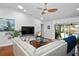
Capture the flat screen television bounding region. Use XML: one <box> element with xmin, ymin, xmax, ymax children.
<box><xmin>21</xmin><ymin>26</ymin><xmax>34</xmax><ymax>35</ymax></box>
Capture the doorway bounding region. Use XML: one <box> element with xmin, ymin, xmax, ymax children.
<box><xmin>55</xmin><ymin>23</ymin><xmax>79</xmax><ymax>39</ymax></box>
<box><xmin>41</xmin><ymin>24</ymin><xmax>44</xmax><ymax>36</ymax></box>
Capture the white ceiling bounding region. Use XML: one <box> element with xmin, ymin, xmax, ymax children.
<box><xmin>0</xmin><ymin>3</ymin><xmax>79</xmax><ymax>21</ymax></box>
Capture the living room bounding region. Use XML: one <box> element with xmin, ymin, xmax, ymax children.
<box><xmin>0</xmin><ymin>3</ymin><xmax>79</xmax><ymax>56</ymax></box>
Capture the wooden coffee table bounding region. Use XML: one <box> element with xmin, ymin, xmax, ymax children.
<box><xmin>30</xmin><ymin>38</ymin><xmax>52</xmax><ymax>48</ymax></box>
<box><xmin>30</xmin><ymin>40</ymin><xmax>41</xmax><ymax>48</ymax></box>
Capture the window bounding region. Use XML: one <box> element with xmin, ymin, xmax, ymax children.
<box><xmin>55</xmin><ymin>24</ymin><xmax>79</xmax><ymax>39</ymax></box>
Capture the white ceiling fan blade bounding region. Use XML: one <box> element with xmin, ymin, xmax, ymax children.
<box><xmin>37</xmin><ymin>7</ymin><xmax>43</xmax><ymax>10</ymax></box>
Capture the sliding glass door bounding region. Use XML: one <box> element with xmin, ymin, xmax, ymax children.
<box><xmin>55</xmin><ymin>24</ymin><xmax>79</xmax><ymax>39</ymax></box>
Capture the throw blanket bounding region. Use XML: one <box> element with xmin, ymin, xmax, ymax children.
<box><xmin>64</xmin><ymin>36</ymin><xmax>76</xmax><ymax>53</ymax></box>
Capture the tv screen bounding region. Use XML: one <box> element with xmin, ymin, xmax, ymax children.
<box><xmin>21</xmin><ymin>26</ymin><xmax>34</xmax><ymax>35</ymax></box>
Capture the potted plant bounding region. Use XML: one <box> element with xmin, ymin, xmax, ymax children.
<box><xmin>9</xmin><ymin>30</ymin><xmax>20</xmax><ymax>38</ymax></box>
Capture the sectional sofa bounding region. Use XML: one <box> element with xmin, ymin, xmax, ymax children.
<box><xmin>0</xmin><ymin>32</ymin><xmax>76</xmax><ymax>56</ymax></box>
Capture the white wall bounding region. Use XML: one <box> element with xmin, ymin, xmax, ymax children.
<box><xmin>43</xmin><ymin>21</ymin><xmax>55</xmax><ymax>40</ymax></box>
<box><xmin>43</xmin><ymin>17</ymin><xmax>79</xmax><ymax>40</ymax></box>
<box><xmin>0</xmin><ymin>7</ymin><xmax>42</xmax><ymax>34</ymax></box>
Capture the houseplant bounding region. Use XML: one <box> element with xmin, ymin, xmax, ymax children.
<box><xmin>9</xmin><ymin>30</ymin><xmax>20</xmax><ymax>38</ymax></box>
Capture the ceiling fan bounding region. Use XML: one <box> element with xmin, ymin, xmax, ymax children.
<box><xmin>37</xmin><ymin>3</ymin><xmax>58</xmax><ymax>15</ymax></box>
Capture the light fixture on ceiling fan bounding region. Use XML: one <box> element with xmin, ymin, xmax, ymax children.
<box><xmin>37</xmin><ymin>3</ymin><xmax>58</xmax><ymax>15</ymax></box>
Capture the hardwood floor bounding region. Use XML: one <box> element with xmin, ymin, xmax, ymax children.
<box><xmin>0</xmin><ymin>45</ymin><xmax>14</xmax><ymax>56</ymax></box>
<box><xmin>0</xmin><ymin>45</ymin><xmax>79</xmax><ymax>56</ymax></box>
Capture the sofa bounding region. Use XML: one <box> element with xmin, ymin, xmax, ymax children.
<box><xmin>12</xmin><ymin>37</ymin><xmax>68</xmax><ymax>56</ymax></box>
<box><xmin>0</xmin><ymin>32</ymin><xmax>76</xmax><ymax>56</ymax></box>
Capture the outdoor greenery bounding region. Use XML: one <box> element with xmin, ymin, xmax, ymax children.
<box><xmin>4</xmin><ymin>21</ymin><xmax>14</xmax><ymax>31</ymax></box>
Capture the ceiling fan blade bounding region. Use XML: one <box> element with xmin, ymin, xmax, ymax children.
<box><xmin>37</xmin><ymin>7</ymin><xmax>43</xmax><ymax>10</ymax></box>
<box><xmin>48</xmin><ymin>8</ymin><xmax>57</xmax><ymax>12</ymax></box>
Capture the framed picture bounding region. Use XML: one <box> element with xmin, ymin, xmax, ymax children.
<box><xmin>47</xmin><ymin>25</ymin><xmax>50</xmax><ymax>29</ymax></box>
<box><xmin>0</xmin><ymin>18</ymin><xmax>15</xmax><ymax>31</ymax></box>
